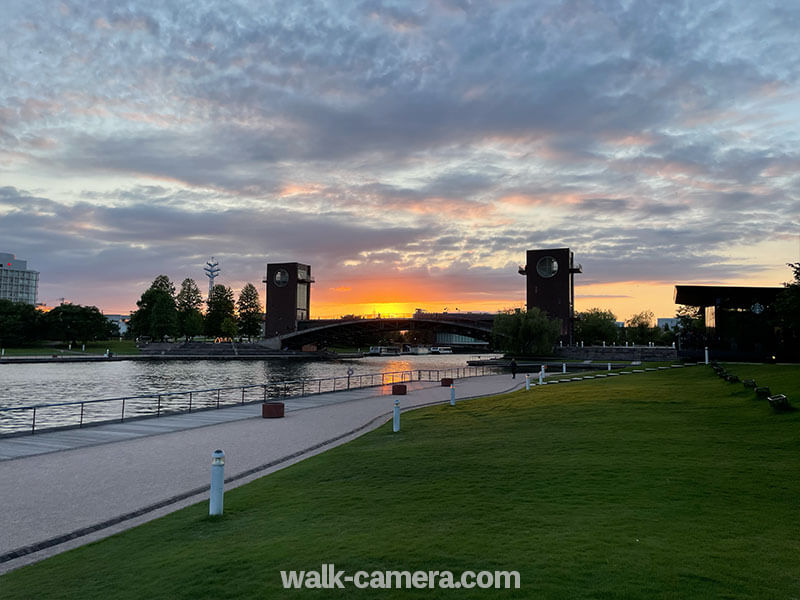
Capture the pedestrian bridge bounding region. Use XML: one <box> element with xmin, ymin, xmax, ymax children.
<box><xmin>264</xmin><ymin>313</ymin><xmax>496</xmax><ymax>349</ymax></box>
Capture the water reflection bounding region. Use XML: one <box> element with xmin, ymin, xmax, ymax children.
<box><xmin>0</xmin><ymin>354</ymin><xmax>500</xmax><ymax>409</ymax></box>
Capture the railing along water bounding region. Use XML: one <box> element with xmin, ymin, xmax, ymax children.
<box><xmin>0</xmin><ymin>366</ymin><xmax>500</xmax><ymax>436</ymax></box>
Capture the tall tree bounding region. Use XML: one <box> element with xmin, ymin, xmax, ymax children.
<box><xmin>205</xmin><ymin>284</ymin><xmax>235</xmax><ymax>338</ymax></box>
<box><xmin>574</xmin><ymin>308</ymin><xmax>618</xmax><ymax>345</ymax></box>
<box><xmin>176</xmin><ymin>278</ymin><xmax>204</xmax><ymax>341</ymax></box>
<box><xmin>492</xmin><ymin>308</ymin><xmax>561</xmax><ymax>355</ymax></box>
<box><xmin>236</xmin><ymin>283</ymin><xmax>263</xmax><ymax>341</ymax></box>
<box><xmin>129</xmin><ymin>275</ymin><xmax>178</xmax><ymax>341</ymax></box>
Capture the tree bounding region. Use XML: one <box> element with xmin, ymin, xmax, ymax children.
<box><xmin>221</xmin><ymin>316</ymin><xmax>238</xmax><ymax>339</ymax></box>
<box><xmin>236</xmin><ymin>283</ymin><xmax>263</xmax><ymax>341</ymax></box>
<box><xmin>176</xmin><ymin>278</ymin><xmax>204</xmax><ymax>341</ymax></box>
<box><xmin>774</xmin><ymin>262</ymin><xmax>800</xmax><ymax>359</ymax></box>
<box><xmin>129</xmin><ymin>275</ymin><xmax>178</xmax><ymax>341</ymax></box>
<box><xmin>625</xmin><ymin>310</ymin><xmax>657</xmax><ymax>345</ymax></box>
<box><xmin>205</xmin><ymin>284</ymin><xmax>235</xmax><ymax>338</ymax></box>
<box><xmin>45</xmin><ymin>303</ymin><xmax>109</xmax><ymax>345</ymax></box>
<box><xmin>574</xmin><ymin>308</ymin><xmax>618</xmax><ymax>345</ymax></box>
<box><xmin>0</xmin><ymin>299</ymin><xmax>43</xmax><ymax>346</ymax></box>
<box><xmin>492</xmin><ymin>308</ymin><xmax>561</xmax><ymax>355</ymax></box>
<box><xmin>674</xmin><ymin>305</ymin><xmax>705</xmax><ymax>350</ymax></box>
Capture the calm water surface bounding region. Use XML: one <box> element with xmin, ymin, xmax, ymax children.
<box><xmin>0</xmin><ymin>353</ymin><xmax>502</xmax><ymax>409</ymax></box>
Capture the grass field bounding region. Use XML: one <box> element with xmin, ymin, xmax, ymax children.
<box><xmin>2</xmin><ymin>366</ymin><xmax>798</xmax><ymax>598</ymax></box>
<box><xmin>1</xmin><ymin>339</ymin><xmax>140</xmax><ymax>356</ymax></box>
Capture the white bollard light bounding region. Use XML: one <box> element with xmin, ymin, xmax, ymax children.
<box><xmin>608</xmin><ymin>362</ymin><xmax>611</xmax><ymax>371</ymax></box>
<box><xmin>704</xmin><ymin>347</ymin><xmax>709</xmax><ymax>365</ymax></box>
<box><xmin>450</xmin><ymin>384</ymin><xmax>456</xmax><ymax>405</ymax></box>
<box><xmin>525</xmin><ymin>374</ymin><xmax>530</xmax><ymax>391</ymax></box>
<box><xmin>209</xmin><ymin>449</ymin><xmax>225</xmax><ymax>516</ymax></box>
<box><xmin>393</xmin><ymin>398</ymin><xmax>400</xmax><ymax>432</ymax></box>
<box><xmin>562</xmin><ymin>363</ymin><xmax>566</xmax><ymax>374</ymax></box>
<box><xmin>538</xmin><ymin>366</ymin><xmax>544</xmax><ymax>385</ymax></box>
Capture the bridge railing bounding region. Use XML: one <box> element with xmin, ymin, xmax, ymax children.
<box><xmin>0</xmin><ymin>366</ymin><xmax>503</xmax><ymax>437</ymax></box>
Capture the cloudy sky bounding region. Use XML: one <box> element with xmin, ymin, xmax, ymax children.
<box><xmin>2</xmin><ymin>0</ymin><xmax>798</xmax><ymax>320</ymax></box>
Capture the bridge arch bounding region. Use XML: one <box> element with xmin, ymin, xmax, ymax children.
<box><xmin>267</xmin><ymin>316</ymin><xmax>496</xmax><ymax>350</ymax></box>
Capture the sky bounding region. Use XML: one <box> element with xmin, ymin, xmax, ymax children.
<box><xmin>1</xmin><ymin>0</ymin><xmax>798</xmax><ymax>322</ymax></box>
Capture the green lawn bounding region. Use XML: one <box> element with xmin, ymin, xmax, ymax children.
<box><xmin>0</xmin><ymin>339</ymin><xmax>139</xmax><ymax>356</ymax></box>
<box><xmin>2</xmin><ymin>366</ymin><xmax>798</xmax><ymax>599</ymax></box>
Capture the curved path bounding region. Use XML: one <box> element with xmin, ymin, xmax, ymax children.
<box><xmin>0</xmin><ymin>374</ymin><xmax>524</xmax><ymax>574</ymax></box>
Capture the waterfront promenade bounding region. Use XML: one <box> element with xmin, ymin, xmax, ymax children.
<box><xmin>0</xmin><ymin>374</ymin><xmax>523</xmax><ymax>574</ymax></box>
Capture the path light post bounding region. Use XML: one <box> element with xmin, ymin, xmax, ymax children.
<box><xmin>538</xmin><ymin>366</ymin><xmax>544</xmax><ymax>385</ymax></box>
<box><xmin>450</xmin><ymin>384</ymin><xmax>456</xmax><ymax>405</ymax></box>
<box><xmin>209</xmin><ymin>449</ymin><xmax>225</xmax><ymax>516</ymax></box>
<box><xmin>525</xmin><ymin>374</ymin><xmax>530</xmax><ymax>391</ymax></box>
<box><xmin>608</xmin><ymin>362</ymin><xmax>611</xmax><ymax>371</ymax></box>
<box><xmin>562</xmin><ymin>363</ymin><xmax>566</xmax><ymax>374</ymax></box>
<box><xmin>392</xmin><ymin>398</ymin><xmax>400</xmax><ymax>432</ymax></box>
<box><xmin>705</xmin><ymin>347</ymin><xmax>709</xmax><ymax>365</ymax></box>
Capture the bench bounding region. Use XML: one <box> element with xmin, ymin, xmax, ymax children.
<box><xmin>767</xmin><ymin>394</ymin><xmax>791</xmax><ymax>412</ymax></box>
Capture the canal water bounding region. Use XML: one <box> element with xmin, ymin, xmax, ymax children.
<box><xmin>0</xmin><ymin>353</ymin><xmax>503</xmax><ymax>433</ymax></box>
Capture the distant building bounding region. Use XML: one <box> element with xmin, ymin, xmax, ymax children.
<box><xmin>657</xmin><ymin>318</ymin><xmax>679</xmax><ymax>331</ymax></box>
<box><xmin>0</xmin><ymin>252</ymin><xmax>39</xmax><ymax>304</ymax></box>
<box><xmin>104</xmin><ymin>314</ymin><xmax>131</xmax><ymax>336</ymax></box>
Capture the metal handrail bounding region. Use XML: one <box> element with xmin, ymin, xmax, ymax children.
<box><xmin>0</xmin><ymin>366</ymin><xmax>501</xmax><ymax>436</ymax></box>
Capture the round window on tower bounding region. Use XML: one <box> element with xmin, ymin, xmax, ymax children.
<box><xmin>535</xmin><ymin>256</ymin><xmax>559</xmax><ymax>278</ymax></box>
<box><xmin>274</xmin><ymin>269</ymin><xmax>289</xmax><ymax>287</ymax></box>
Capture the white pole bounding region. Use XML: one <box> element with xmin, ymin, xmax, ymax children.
<box><xmin>393</xmin><ymin>398</ymin><xmax>400</xmax><ymax>432</ymax></box>
<box><xmin>525</xmin><ymin>374</ymin><xmax>530</xmax><ymax>391</ymax></box>
<box><xmin>608</xmin><ymin>362</ymin><xmax>611</xmax><ymax>371</ymax></box>
<box><xmin>704</xmin><ymin>347</ymin><xmax>709</xmax><ymax>365</ymax></box>
<box><xmin>209</xmin><ymin>449</ymin><xmax>225</xmax><ymax>515</ymax></box>
<box><xmin>562</xmin><ymin>363</ymin><xmax>566</xmax><ymax>374</ymax></box>
<box><xmin>538</xmin><ymin>366</ymin><xmax>544</xmax><ymax>385</ymax></box>
<box><xmin>450</xmin><ymin>384</ymin><xmax>456</xmax><ymax>405</ymax></box>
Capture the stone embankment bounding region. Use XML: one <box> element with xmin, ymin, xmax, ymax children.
<box><xmin>553</xmin><ymin>345</ymin><xmax>677</xmax><ymax>362</ymax></box>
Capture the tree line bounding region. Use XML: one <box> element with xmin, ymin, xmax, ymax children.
<box><xmin>0</xmin><ymin>300</ymin><xmax>118</xmax><ymax>347</ymax></box>
<box><xmin>129</xmin><ymin>275</ymin><xmax>263</xmax><ymax>342</ymax></box>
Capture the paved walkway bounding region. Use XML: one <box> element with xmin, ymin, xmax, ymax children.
<box><xmin>0</xmin><ymin>374</ymin><xmax>525</xmax><ymax>574</ymax></box>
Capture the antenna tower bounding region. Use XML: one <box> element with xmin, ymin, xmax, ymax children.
<box><xmin>204</xmin><ymin>257</ymin><xmax>220</xmax><ymax>297</ymax></box>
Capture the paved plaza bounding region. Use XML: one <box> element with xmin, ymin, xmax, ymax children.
<box><xmin>0</xmin><ymin>374</ymin><xmax>524</xmax><ymax>574</ymax></box>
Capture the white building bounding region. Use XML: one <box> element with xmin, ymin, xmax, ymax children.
<box><xmin>104</xmin><ymin>314</ymin><xmax>131</xmax><ymax>336</ymax></box>
<box><xmin>0</xmin><ymin>252</ymin><xmax>39</xmax><ymax>304</ymax></box>
<box><xmin>657</xmin><ymin>318</ymin><xmax>679</xmax><ymax>331</ymax></box>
